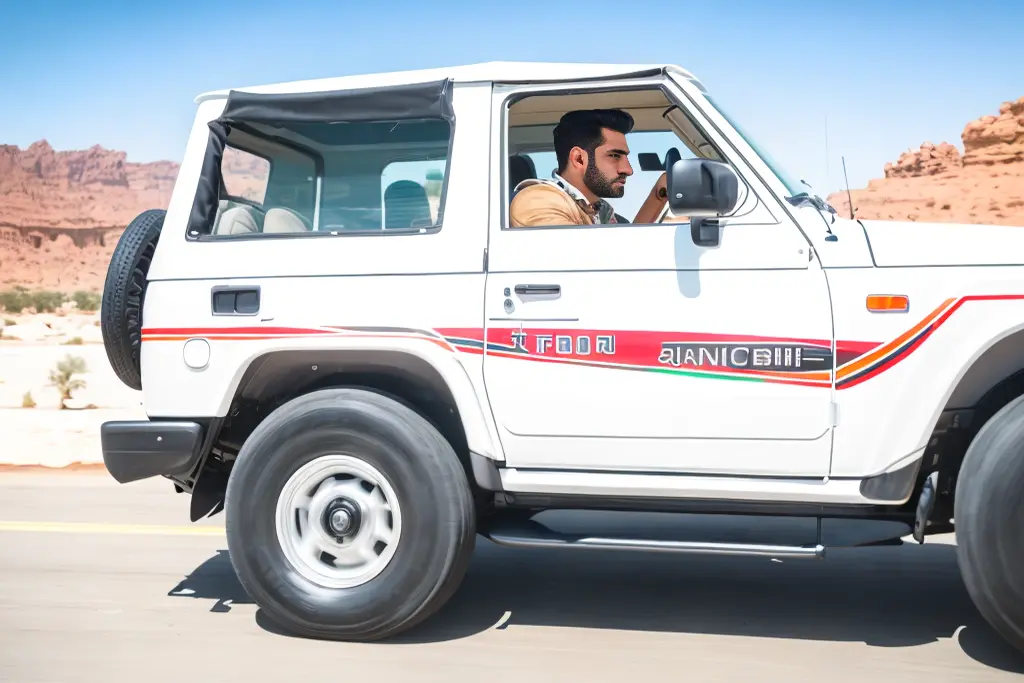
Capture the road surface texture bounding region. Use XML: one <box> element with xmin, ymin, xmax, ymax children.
<box><xmin>1</xmin><ymin>470</ymin><xmax>1023</xmax><ymax>682</ymax></box>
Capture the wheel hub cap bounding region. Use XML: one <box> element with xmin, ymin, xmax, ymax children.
<box><xmin>324</xmin><ymin>499</ymin><xmax>361</xmax><ymax>539</ymax></box>
<box><xmin>275</xmin><ymin>455</ymin><xmax>403</xmax><ymax>589</ymax></box>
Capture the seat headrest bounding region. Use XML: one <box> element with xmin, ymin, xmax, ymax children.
<box><xmin>383</xmin><ymin>180</ymin><xmax>432</xmax><ymax>229</ymax></box>
<box><xmin>508</xmin><ymin>154</ymin><xmax>537</xmax><ymax>196</ymax></box>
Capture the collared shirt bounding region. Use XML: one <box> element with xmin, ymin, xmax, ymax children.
<box><xmin>550</xmin><ymin>171</ymin><xmax>620</xmax><ymax>224</ymax></box>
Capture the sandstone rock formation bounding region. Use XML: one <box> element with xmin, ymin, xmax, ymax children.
<box><xmin>0</xmin><ymin>140</ymin><xmax>179</xmax><ymax>229</ymax></box>
<box><xmin>0</xmin><ymin>141</ymin><xmax>267</xmax><ymax>294</ymax></box>
<box><xmin>828</xmin><ymin>96</ymin><xmax>1024</xmax><ymax>226</ymax></box>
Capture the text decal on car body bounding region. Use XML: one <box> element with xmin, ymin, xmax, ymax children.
<box><xmin>657</xmin><ymin>341</ymin><xmax>833</xmax><ymax>373</ymax></box>
<box><xmin>511</xmin><ymin>331</ymin><xmax>617</xmax><ymax>356</ymax></box>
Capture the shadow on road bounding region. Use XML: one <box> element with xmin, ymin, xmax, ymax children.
<box><xmin>166</xmin><ymin>513</ymin><xmax>1024</xmax><ymax>673</ymax></box>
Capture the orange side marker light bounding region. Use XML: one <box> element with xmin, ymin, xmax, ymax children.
<box><xmin>866</xmin><ymin>295</ymin><xmax>909</xmax><ymax>313</ymax></box>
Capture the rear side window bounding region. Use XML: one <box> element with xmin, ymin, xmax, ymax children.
<box><xmin>187</xmin><ymin>81</ymin><xmax>456</xmax><ymax>240</ymax></box>
<box><xmin>201</xmin><ymin>120</ymin><xmax>452</xmax><ymax>237</ymax></box>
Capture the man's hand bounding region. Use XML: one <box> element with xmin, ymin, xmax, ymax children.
<box><xmin>652</xmin><ymin>171</ymin><xmax>668</xmax><ymax>200</ymax></box>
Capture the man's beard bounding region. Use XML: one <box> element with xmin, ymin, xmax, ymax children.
<box><xmin>583</xmin><ymin>154</ymin><xmax>626</xmax><ymax>198</ymax></box>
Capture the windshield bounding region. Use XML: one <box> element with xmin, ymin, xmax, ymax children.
<box><xmin>702</xmin><ymin>95</ymin><xmax>807</xmax><ymax>198</ymax></box>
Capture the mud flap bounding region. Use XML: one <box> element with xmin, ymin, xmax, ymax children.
<box><xmin>912</xmin><ymin>471</ymin><xmax>939</xmax><ymax>544</ymax></box>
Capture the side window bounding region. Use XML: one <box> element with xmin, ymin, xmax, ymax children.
<box><xmin>201</xmin><ymin>117</ymin><xmax>452</xmax><ymax>237</ymax></box>
<box><xmin>221</xmin><ymin>146</ymin><xmax>270</xmax><ymax>203</ymax></box>
<box><xmin>504</xmin><ymin>87</ymin><xmax>736</xmax><ymax>229</ymax></box>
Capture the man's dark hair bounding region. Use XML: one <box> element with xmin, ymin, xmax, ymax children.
<box><xmin>552</xmin><ymin>109</ymin><xmax>635</xmax><ymax>173</ymax></box>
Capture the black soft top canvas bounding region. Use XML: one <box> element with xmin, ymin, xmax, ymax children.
<box><xmin>215</xmin><ymin>78</ymin><xmax>455</xmax><ymax>126</ymax></box>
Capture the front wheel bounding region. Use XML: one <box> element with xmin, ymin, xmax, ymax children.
<box><xmin>955</xmin><ymin>393</ymin><xmax>1024</xmax><ymax>654</ymax></box>
<box><xmin>224</xmin><ymin>387</ymin><xmax>476</xmax><ymax>641</ymax></box>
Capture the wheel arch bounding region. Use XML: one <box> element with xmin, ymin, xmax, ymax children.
<box><xmin>218</xmin><ymin>347</ymin><xmax>503</xmax><ymax>464</ymax></box>
<box><xmin>924</xmin><ymin>324</ymin><xmax>1024</xmax><ymax>440</ymax></box>
<box><xmin>913</xmin><ymin>324</ymin><xmax>1024</xmax><ymax>500</ymax></box>
<box><xmin>942</xmin><ymin>325</ymin><xmax>1024</xmax><ymax>413</ymax></box>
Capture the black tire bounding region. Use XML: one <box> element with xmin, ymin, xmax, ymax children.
<box><xmin>955</xmin><ymin>392</ymin><xmax>1024</xmax><ymax>654</ymax></box>
<box><xmin>224</xmin><ymin>387</ymin><xmax>477</xmax><ymax>641</ymax></box>
<box><xmin>100</xmin><ymin>209</ymin><xmax>165</xmax><ymax>391</ymax></box>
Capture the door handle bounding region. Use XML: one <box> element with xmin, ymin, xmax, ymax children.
<box><xmin>514</xmin><ymin>284</ymin><xmax>560</xmax><ymax>296</ymax></box>
<box><xmin>212</xmin><ymin>285</ymin><xmax>261</xmax><ymax>315</ymax></box>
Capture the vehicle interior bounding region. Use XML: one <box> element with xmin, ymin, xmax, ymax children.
<box><xmin>503</xmin><ymin>86</ymin><xmax>734</xmax><ymax>224</ymax></box>
<box><xmin>208</xmin><ymin>117</ymin><xmax>452</xmax><ymax>237</ymax></box>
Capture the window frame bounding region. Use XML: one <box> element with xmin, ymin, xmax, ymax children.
<box><xmin>494</xmin><ymin>77</ymin><xmax>771</xmax><ymax>233</ymax></box>
<box><xmin>185</xmin><ymin>79</ymin><xmax>457</xmax><ymax>242</ymax></box>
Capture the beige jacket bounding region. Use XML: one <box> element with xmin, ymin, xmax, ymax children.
<box><xmin>509</xmin><ymin>180</ymin><xmax>600</xmax><ymax>228</ymax></box>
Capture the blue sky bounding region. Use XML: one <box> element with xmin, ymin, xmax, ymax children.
<box><xmin>1</xmin><ymin>0</ymin><xmax>1020</xmax><ymax>197</ymax></box>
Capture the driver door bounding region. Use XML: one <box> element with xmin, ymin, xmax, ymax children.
<box><xmin>481</xmin><ymin>79</ymin><xmax>837</xmax><ymax>479</ymax></box>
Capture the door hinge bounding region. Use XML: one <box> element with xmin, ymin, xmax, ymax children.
<box><xmin>482</xmin><ymin>247</ymin><xmax>488</xmax><ymax>271</ymax></box>
<box><xmin>829</xmin><ymin>400</ymin><xmax>839</xmax><ymax>427</ymax></box>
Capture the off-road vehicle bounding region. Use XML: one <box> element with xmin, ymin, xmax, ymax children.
<box><xmin>99</xmin><ymin>61</ymin><xmax>1024</xmax><ymax>650</ymax></box>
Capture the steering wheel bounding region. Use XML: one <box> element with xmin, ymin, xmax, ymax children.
<box><xmin>654</xmin><ymin>147</ymin><xmax>682</xmax><ymax>223</ymax></box>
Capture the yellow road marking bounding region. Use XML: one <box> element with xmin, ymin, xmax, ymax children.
<box><xmin>0</xmin><ymin>521</ymin><xmax>226</xmax><ymax>536</ymax></box>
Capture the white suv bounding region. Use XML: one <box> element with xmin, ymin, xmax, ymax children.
<box><xmin>98</xmin><ymin>61</ymin><xmax>1024</xmax><ymax>649</ymax></box>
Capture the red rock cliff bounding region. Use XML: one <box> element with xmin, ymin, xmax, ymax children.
<box><xmin>0</xmin><ymin>141</ymin><xmax>266</xmax><ymax>292</ymax></box>
<box><xmin>0</xmin><ymin>140</ymin><xmax>179</xmax><ymax>229</ymax></box>
<box><xmin>828</xmin><ymin>96</ymin><xmax>1024</xmax><ymax>225</ymax></box>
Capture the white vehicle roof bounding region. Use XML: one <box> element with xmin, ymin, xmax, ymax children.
<box><xmin>194</xmin><ymin>61</ymin><xmax>703</xmax><ymax>103</ymax></box>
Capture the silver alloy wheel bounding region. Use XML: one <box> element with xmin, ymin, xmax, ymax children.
<box><xmin>275</xmin><ymin>454</ymin><xmax>403</xmax><ymax>588</ymax></box>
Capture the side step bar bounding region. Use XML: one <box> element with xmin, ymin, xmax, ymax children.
<box><xmin>481</xmin><ymin>519</ymin><xmax>826</xmax><ymax>560</ymax></box>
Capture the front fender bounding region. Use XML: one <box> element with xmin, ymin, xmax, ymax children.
<box><xmin>832</xmin><ymin>294</ymin><xmax>1024</xmax><ymax>477</ymax></box>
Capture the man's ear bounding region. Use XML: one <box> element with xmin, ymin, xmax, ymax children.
<box><xmin>569</xmin><ymin>146</ymin><xmax>588</xmax><ymax>171</ymax></box>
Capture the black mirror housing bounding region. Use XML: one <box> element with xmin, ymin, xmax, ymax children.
<box><xmin>666</xmin><ymin>158</ymin><xmax>739</xmax><ymax>216</ymax></box>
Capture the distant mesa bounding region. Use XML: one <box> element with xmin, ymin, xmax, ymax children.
<box><xmin>827</xmin><ymin>96</ymin><xmax>1024</xmax><ymax>226</ymax></box>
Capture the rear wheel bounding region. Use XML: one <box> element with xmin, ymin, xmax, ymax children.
<box><xmin>224</xmin><ymin>387</ymin><xmax>476</xmax><ymax>641</ymax></box>
<box><xmin>955</xmin><ymin>393</ymin><xmax>1024</xmax><ymax>654</ymax></box>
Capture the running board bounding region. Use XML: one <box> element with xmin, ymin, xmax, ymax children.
<box><xmin>481</xmin><ymin>519</ymin><xmax>826</xmax><ymax>560</ymax></box>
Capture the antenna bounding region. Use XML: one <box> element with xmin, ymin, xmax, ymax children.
<box><xmin>842</xmin><ymin>155</ymin><xmax>855</xmax><ymax>220</ymax></box>
<box><xmin>824</xmin><ymin>114</ymin><xmax>830</xmax><ymax>192</ymax></box>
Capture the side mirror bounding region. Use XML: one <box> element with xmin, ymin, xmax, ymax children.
<box><xmin>666</xmin><ymin>158</ymin><xmax>740</xmax><ymax>217</ymax></box>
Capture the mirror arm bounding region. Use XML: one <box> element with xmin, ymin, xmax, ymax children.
<box><xmin>690</xmin><ymin>217</ymin><xmax>721</xmax><ymax>248</ymax></box>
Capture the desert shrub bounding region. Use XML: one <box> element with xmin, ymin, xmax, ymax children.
<box><xmin>0</xmin><ymin>287</ymin><xmax>68</xmax><ymax>313</ymax></box>
<box><xmin>22</xmin><ymin>391</ymin><xmax>36</xmax><ymax>408</ymax></box>
<box><xmin>71</xmin><ymin>290</ymin><xmax>101</xmax><ymax>312</ymax></box>
<box><xmin>0</xmin><ymin>286</ymin><xmax>32</xmax><ymax>313</ymax></box>
<box><xmin>48</xmin><ymin>354</ymin><xmax>88</xmax><ymax>409</ymax></box>
<box><xmin>29</xmin><ymin>290</ymin><xmax>66</xmax><ymax>313</ymax></box>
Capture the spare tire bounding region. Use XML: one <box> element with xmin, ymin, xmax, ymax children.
<box><xmin>100</xmin><ymin>209</ymin><xmax>166</xmax><ymax>391</ymax></box>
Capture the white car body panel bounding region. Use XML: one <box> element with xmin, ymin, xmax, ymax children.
<box><xmin>860</xmin><ymin>219</ymin><xmax>1024</xmax><ymax>267</ymax></box>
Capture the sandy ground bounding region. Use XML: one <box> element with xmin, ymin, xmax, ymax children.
<box><xmin>0</xmin><ymin>312</ymin><xmax>142</xmax><ymax>467</ymax></box>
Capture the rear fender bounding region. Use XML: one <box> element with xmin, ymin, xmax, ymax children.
<box><xmin>140</xmin><ymin>331</ymin><xmax>504</xmax><ymax>461</ymax></box>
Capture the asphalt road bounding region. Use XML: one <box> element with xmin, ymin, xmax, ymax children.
<box><xmin>1</xmin><ymin>470</ymin><xmax>1023</xmax><ymax>682</ymax></box>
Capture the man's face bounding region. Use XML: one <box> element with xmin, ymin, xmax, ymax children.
<box><xmin>583</xmin><ymin>128</ymin><xmax>633</xmax><ymax>198</ymax></box>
